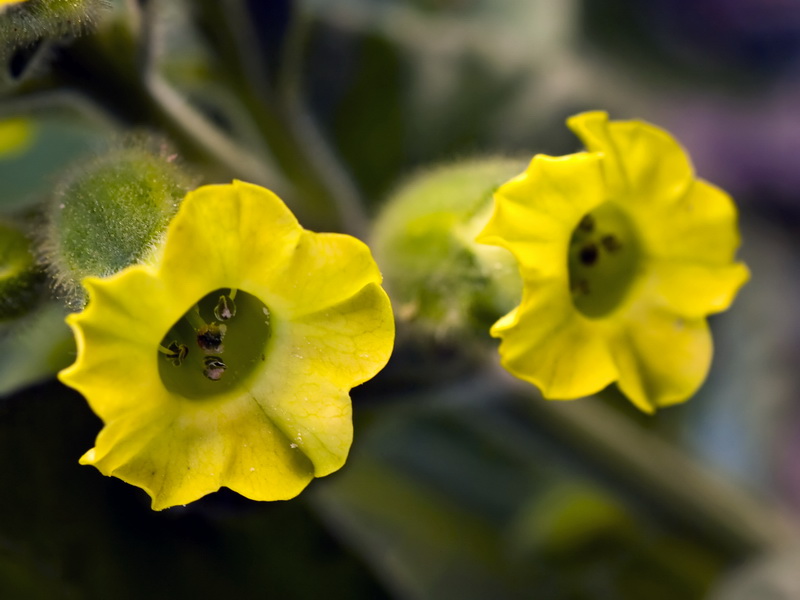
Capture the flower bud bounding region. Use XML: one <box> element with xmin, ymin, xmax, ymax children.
<box><xmin>0</xmin><ymin>219</ymin><xmax>45</xmax><ymax>322</ymax></box>
<box><xmin>372</xmin><ymin>159</ymin><xmax>524</xmax><ymax>339</ymax></box>
<box><xmin>0</xmin><ymin>0</ymin><xmax>110</xmax><ymax>54</ymax></box>
<box><xmin>42</xmin><ymin>141</ymin><xmax>194</xmax><ymax>306</ymax></box>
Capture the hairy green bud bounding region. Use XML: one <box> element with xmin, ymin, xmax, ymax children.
<box><xmin>0</xmin><ymin>219</ymin><xmax>45</xmax><ymax>322</ymax></box>
<box><xmin>42</xmin><ymin>142</ymin><xmax>194</xmax><ymax>307</ymax></box>
<box><xmin>0</xmin><ymin>0</ymin><xmax>110</xmax><ymax>54</ymax></box>
<box><xmin>372</xmin><ymin>158</ymin><xmax>524</xmax><ymax>339</ymax></box>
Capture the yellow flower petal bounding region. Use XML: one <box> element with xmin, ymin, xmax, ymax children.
<box><xmin>613</xmin><ymin>304</ymin><xmax>712</xmax><ymax>413</ymax></box>
<box><xmin>477</xmin><ymin>153</ymin><xmax>607</xmax><ymax>278</ymax></box>
<box><xmin>567</xmin><ymin>111</ymin><xmax>693</xmax><ymax>206</ymax></box>
<box><xmin>60</xmin><ymin>181</ymin><xmax>395</xmax><ymax>509</ymax></box>
<box><xmin>60</xmin><ymin>268</ymin><xmax>176</xmax><ymax>421</ymax></box>
<box><xmin>637</xmin><ymin>179</ymin><xmax>742</xmax><ymax>263</ymax></box>
<box><xmin>247</xmin><ymin>282</ymin><xmax>393</xmax><ymax>477</ymax></box>
<box><xmin>479</xmin><ymin>112</ymin><xmax>748</xmax><ymax>412</ymax></box>
<box><xmin>647</xmin><ymin>260</ymin><xmax>750</xmax><ymax>318</ymax></box>
<box><xmin>82</xmin><ymin>399</ymin><xmax>316</xmax><ymax>510</ymax></box>
<box><xmin>157</xmin><ymin>180</ymin><xmax>303</xmax><ymax>303</ymax></box>
<box><xmin>493</xmin><ymin>280</ymin><xmax>618</xmax><ymax>399</ymax></box>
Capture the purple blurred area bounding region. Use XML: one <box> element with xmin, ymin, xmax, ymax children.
<box><xmin>645</xmin><ymin>0</ymin><xmax>800</xmax><ymax>74</ymax></box>
<box><xmin>664</xmin><ymin>86</ymin><xmax>800</xmax><ymax>214</ymax></box>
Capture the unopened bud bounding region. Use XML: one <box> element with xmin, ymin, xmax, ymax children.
<box><xmin>371</xmin><ymin>159</ymin><xmax>524</xmax><ymax>340</ymax></box>
<box><xmin>42</xmin><ymin>140</ymin><xmax>194</xmax><ymax>306</ymax></box>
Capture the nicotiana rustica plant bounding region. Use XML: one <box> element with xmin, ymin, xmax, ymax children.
<box><xmin>0</xmin><ymin>3</ymin><xmax>787</xmax><ymax>596</ymax></box>
<box><xmin>477</xmin><ymin>111</ymin><xmax>749</xmax><ymax>413</ymax></box>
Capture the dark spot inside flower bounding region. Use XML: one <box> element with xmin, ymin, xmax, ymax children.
<box><xmin>165</xmin><ymin>341</ymin><xmax>189</xmax><ymax>366</ymax></box>
<box><xmin>579</xmin><ymin>243</ymin><xmax>599</xmax><ymax>266</ymax></box>
<box><xmin>579</xmin><ymin>214</ymin><xmax>595</xmax><ymax>232</ymax></box>
<box><xmin>601</xmin><ymin>234</ymin><xmax>622</xmax><ymax>253</ymax></box>
<box><xmin>571</xmin><ymin>279</ymin><xmax>590</xmax><ymax>296</ymax></box>
<box><xmin>197</xmin><ymin>323</ymin><xmax>226</xmax><ymax>354</ymax></box>
<box><xmin>203</xmin><ymin>356</ymin><xmax>226</xmax><ymax>381</ymax></box>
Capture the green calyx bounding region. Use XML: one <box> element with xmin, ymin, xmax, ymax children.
<box><xmin>43</xmin><ymin>143</ymin><xmax>193</xmax><ymax>306</ymax></box>
<box><xmin>0</xmin><ymin>220</ymin><xmax>45</xmax><ymax>322</ymax></box>
<box><xmin>158</xmin><ymin>289</ymin><xmax>272</xmax><ymax>400</ymax></box>
<box><xmin>568</xmin><ymin>202</ymin><xmax>641</xmax><ymax>318</ymax></box>
<box><xmin>372</xmin><ymin>159</ymin><xmax>524</xmax><ymax>339</ymax></box>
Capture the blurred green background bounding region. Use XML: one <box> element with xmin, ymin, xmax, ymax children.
<box><xmin>2</xmin><ymin>0</ymin><xmax>800</xmax><ymax>598</ymax></box>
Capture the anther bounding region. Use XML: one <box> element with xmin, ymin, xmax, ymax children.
<box><xmin>579</xmin><ymin>243</ymin><xmax>599</xmax><ymax>266</ymax></box>
<box><xmin>197</xmin><ymin>322</ymin><xmax>227</xmax><ymax>354</ymax></box>
<box><xmin>578</xmin><ymin>214</ymin><xmax>595</xmax><ymax>232</ymax></box>
<box><xmin>203</xmin><ymin>356</ymin><xmax>226</xmax><ymax>381</ymax></box>
<box><xmin>160</xmin><ymin>341</ymin><xmax>189</xmax><ymax>366</ymax></box>
<box><xmin>214</xmin><ymin>294</ymin><xmax>237</xmax><ymax>321</ymax></box>
<box><xmin>571</xmin><ymin>279</ymin><xmax>590</xmax><ymax>296</ymax></box>
<box><xmin>601</xmin><ymin>234</ymin><xmax>622</xmax><ymax>252</ymax></box>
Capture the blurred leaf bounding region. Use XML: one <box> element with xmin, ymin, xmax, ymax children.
<box><xmin>322</xmin><ymin>31</ymin><xmax>406</xmax><ymax>201</ymax></box>
<box><xmin>0</xmin><ymin>381</ymin><xmax>390</xmax><ymax>599</ymax></box>
<box><xmin>0</xmin><ymin>111</ymin><xmax>109</xmax><ymax>213</ymax></box>
<box><xmin>312</xmin><ymin>390</ymin><xmax>726</xmax><ymax>600</ymax></box>
<box><xmin>0</xmin><ymin>303</ymin><xmax>74</xmax><ymax>398</ymax></box>
<box><xmin>708</xmin><ymin>549</ymin><xmax>800</xmax><ymax>600</ymax></box>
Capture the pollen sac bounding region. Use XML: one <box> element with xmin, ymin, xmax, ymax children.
<box><xmin>197</xmin><ymin>323</ymin><xmax>226</xmax><ymax>354</ymax></box>
<box><xmin>164</xmin><ymin>341</ymin><xmax>188</xmax><ymax>367</ymax></box>
<box><xmin>214</xmin><ymin>294</ymin><xmax>236</xmax><ymax>321</ymax></box>
<box><xmin>203</xmin><ymin>356</ymin><xmax>226</xmax><ymax>381</ymax></box>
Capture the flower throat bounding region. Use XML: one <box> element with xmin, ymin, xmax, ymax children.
<box><xmin>158</xmin><ymin>288</ymin><xmax>272</xmax><ymax>399</ymax></box>
<box><xmin>568</xmin><ymin>202</ymin><xmax>641</xmax><ymax>318</ymax></box>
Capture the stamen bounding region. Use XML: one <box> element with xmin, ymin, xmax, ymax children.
<box><xmin>203</xmin><ymin>356</ymin><xmax>226</xmax><ymax>381</ymax></box>
<box><xmin>159</xmin><ymin>341</ymin><xmax>188</xmax><ymax>366</ymax></box>
<box><xmin>197</xmin><ymin>322</ymin><xmax>226</xmax><ymax>354</ymax></box>
<box><xmin>571</xmin><ymin>279</ymin><xmax>590</xmax><ymax>296</ymax></box>
<box><xmin>214</xmin><ymin>294</ymin><xmax>237</xmax><ymax>321</ymax></box>
<box><xmin>601</xmin><ymin>234</ymin><xmax>622</xmax><ymax>252</ymax></box>
<box><xmin>567</xmin><ymin>202</ymin><xmax>640</xmax><ymax>318</ymax></box>
<box><xmin>158</xmin><ymin>289</ymin><xmax>272</xmax><ymax>399</ymax></box>
<box><xmin>185</xmin><ymin>306</ymin><xmax>207</xmax><ymax>330</ymax></box>
<box><xmin>579</xmin><ymin>243</ymin><xmax>599</xmax><ymax>266</ymax></box>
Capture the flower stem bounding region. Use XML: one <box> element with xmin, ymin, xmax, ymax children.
<box><xmin>488</xmin><ymin>367</ymin><xmax>796</xmax><ymax>555</ymax></box>
<box><xmin>191</xmin><ymin>0</ymin><xmax>369</xmax><ymax>236</ymax></box>
<box><xmin>185</xmin><ymin>306</ymin><xmax>206</xmax><ymax>331</ymax></box>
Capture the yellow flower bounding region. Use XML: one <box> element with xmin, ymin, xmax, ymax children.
<box><xmin>477</xmin><ymin>111</ymin><xmax>749</xmax><ymax>413</ymax></box>
<box><xmin>59</xmin><ymin>181</ymin><xmax>395</xmax><ymax>509</ymax></box>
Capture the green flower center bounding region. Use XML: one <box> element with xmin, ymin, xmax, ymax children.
<box><xmin>567</xmin><ymin>202</ymin><xmax>641</xmax><ymax>318</ymax></box>
<box><xmin>158</xmin><ymin>288</ymin><xmax>272</xmax><ymax>399</ymax></box>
